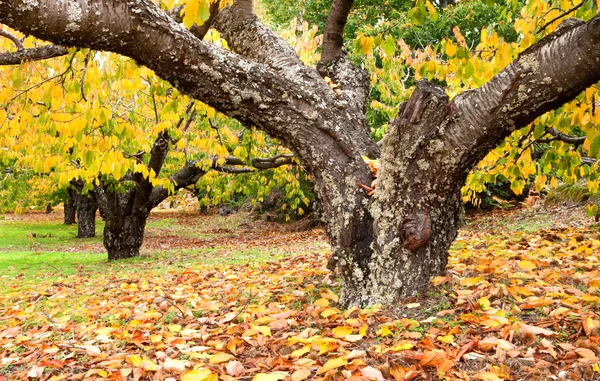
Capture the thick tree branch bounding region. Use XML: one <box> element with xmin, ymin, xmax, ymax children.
<box><xmin>445</xmin><ymin>15</ymin><xmax>600</xmax><ymax>169</ymax></box>
<box><xmin>223</xmin><ymin>154</ymin><xmax>295</xmax><ymax>170</ymax></box>
<box><xmin>0</xmin><ymin>0</ymin><xmax>378</xmax><ymax>164</ymax></box>
<box><xmin>320</xmin><ymin>0</ymin><xmax>354</xmax><ymax>64</ymax></box>
<box><xmin>316</xmin><ymin>0</ymin><xmax>370</xmax><ymax>112</ymax></box>
<box><xmin>0</xmin><ymin>44</ymin><xmax>68</xmax><ymax>65</ymax></box>
<box><xmin>212</xmin><ymin>0</ymin><xmax>322</xmax><ymax>87</ymax></box>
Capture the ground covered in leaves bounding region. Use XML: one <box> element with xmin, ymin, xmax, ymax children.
<box><xmin>1</xmin><ymin>206</ymin><xmax>600</xmax><ymax>381</ymax></box>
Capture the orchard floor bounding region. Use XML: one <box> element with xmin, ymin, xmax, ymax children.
<box><xmin>1</xmin><ymin>203</ymin><xmax>600</xmax><ymax>381</ymax></box>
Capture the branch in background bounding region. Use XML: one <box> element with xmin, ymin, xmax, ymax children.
<box><xmin>79</xmin><ymin>50</ymin><xmax>93</xmax><ymax>102</ymax></box>
<box><xmin>169</xmin><ymin>2</ymin><xmax>220</xmax><ymax>41</ymax></box>
<box><xmin>0</xmin><ymin>44</ymin><xmax>68</xmax><ymax>65</ymax></box>
<box><xmin>223</xmin><ymin>154</ymin><xmax>295</xmax><ymax>170</ymax></box>
<box><xmin>0</xmin><ymin>29</ymin><xmax>23</xmax><ymax>50</ymax></box>
<box><xmin>148</xmin><ymin>153</ymin><xmax>296</xmax><ymax>207</ymax></box>
<box><xmin>535</xmin><ymin>0</ymin><xmax>587</xmax><ymax>34</ymax></box>
<box><xmin>9</xmin><ymin>50</ymin><xmax>77</xmax><ymax>101</ymax></box>
<box><xmin>539</xmin><ymin>127</ymin><xmax>586</xmax><ymax>145</ymax></box>
<box><xmin>209</xmin><ymin>118</ymin><xmax>224</xmax><ymax>146</ymax></box>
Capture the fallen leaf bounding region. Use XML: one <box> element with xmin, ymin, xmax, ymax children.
<box><xmin>316</xmin><ymin>357</ymin><xmax>347</xmax><ymax>374</ymax></box>
<box><xmin>360</xmin><ymin>366</ymin><xmax>385</xmax><ymax>381</ymax></box>
<box><xmin>252</xmin><ymin>372</ymin><xmax>288</xmax><ymax>381</ymax></box>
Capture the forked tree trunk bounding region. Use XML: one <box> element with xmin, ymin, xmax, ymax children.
<box><xmin>64</xmin><ymin>188</ymin><xmax>77</xmax><ymax>225</ymax></box>
<box><xmin>76</xmin><ymin>194</ymin><xmax>97</xmax><ymax>238</ymax></box>
<box><xmin>1</xmin><ymin>1</ymin><xmax>599</xmax><ymax>307</ymax></box>
<box><xmin>103</xmin><ymin>213</ymin><xmax>148</xmax><ymax>261</ymax></box>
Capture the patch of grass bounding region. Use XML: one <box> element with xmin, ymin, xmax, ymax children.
<box><xmin>0</xmin><ymin>251</ymin><xmax>107</xmax><ymax>292</ymax></box>
<box><xmin>146</xmin><ymin>218</ymin><xmax>178</xmax><ymax>229</ymax></box>
<box><xmin>0</xmin><ymin>220</ymin><xmax>103</xmax><ymax>250</ymax></box>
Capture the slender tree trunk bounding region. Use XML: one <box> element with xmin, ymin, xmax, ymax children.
<box><xmin>64</xmin><ymin>188</ymin><xmax>77</xmax><ymax>225</ymax></box>
<box><xmin>76</xmin><ymin>194</ymin><xmax>97</xmax><ymax>238</ymax></box>
<box><xmin>103</xmin><ymin>213</ymin><xmax>148</xmax><ymax>260</ymax></box>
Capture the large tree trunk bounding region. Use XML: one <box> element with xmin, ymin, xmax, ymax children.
<box><xmin>103</xmin><ymin>213</ymin><xmax>148</xmax><ymax>261</ymax></box>
<box><xmin>1</xmin><ymin>1</ymin><xmax>599</xmax><ymax>307</ymax></box>
<box><xmin>64</xmin><ymin>188</ymin><xmax>77</xmax><ymax>225</ymax></box>
<box><xmin>76</xmin><ymin>194</ymin><xmax>97</xmax><ymax>238</ymax></box>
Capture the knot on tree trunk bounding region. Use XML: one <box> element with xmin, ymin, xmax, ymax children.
<box><xmin>403</xmin><ymin>213</ymin><xmax>431</xmax><ymax>251</ymax></box>
<box><xmin>402</xmin><ymin>80</ymin><xmax>449</xmax><ymax>125</ymax></box>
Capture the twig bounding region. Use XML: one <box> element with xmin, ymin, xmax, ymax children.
<box><xmin>9</xmin><ymin>50</ymin><xmax>77</xmax><ymax>102</ymax></box>
<box><xmin>535</xmin><ymin>0</ymin><xmax>587</xmax><ymax>33</ymax></box>
<box><xmin>79</xmin><ymin>50</ymin><xmax>93</xmax><ymax>102</ymax></box>
<box><xmin>230</xmin><ymin>291</ymin><xmax>254</xmax><ymax>323</ymax></box>
<box><xmin>209</xmin><ymin>118</ymin><xmax>224</xmax><ymax>146</ymax></box>
<box><xmin>159</xmin><ymin>293</ymin><xmax>185</xmax><ymax>318</ymax></box>
<box><xmin>39</xmin><ymin>309</ymin><xmax>59</xmax><ymax>328</ymax></box>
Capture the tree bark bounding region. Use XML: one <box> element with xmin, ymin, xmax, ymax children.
<box><xmin>103</xmin><ymin>212</ymin><xmax>148</xmax><ymax>260</ymax></box>
<box><xmin>2</xmin><ymin>1</ymin><xmax>600</xmax><ymax>306</ymax></box>
<box><xmin>76</xmin><ymin>194</ymin><xmax>97</xmax><ymax>238</ymax></box>
<box><xmin>64</xmin><ymin>187</ymin><xmax>77</xmax><ymax>225</ymax></box>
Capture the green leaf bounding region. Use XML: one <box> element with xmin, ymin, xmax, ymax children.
<box><xmin>383</xmin><ymin>36</ymin><xmax>396</xmax><ymax>56</ymax></box>
<box><xmin>463</xmin><ymin>61</ymin><xmax>475</xmax><ymax>78</ymax></box>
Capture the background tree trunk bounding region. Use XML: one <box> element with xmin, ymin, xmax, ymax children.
<box><xmin>103</xmin><ymin>213</ymin><xmax>148</xmax><ymax>261</ymax></box>
<box><xmin>64</xmin><ymin>188</ymin><xmax>77</xmax><ymax>225</ymax></box>
<box><xmin>76</xmin><ymin>194</ymin><xmax>97</xmax><ymax>238</ymax></box>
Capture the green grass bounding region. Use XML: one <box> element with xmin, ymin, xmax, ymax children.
<box><xmin>0</xmin><ymin>216</ymin><xmax>297</xmax><ymax>293</ymax></box>
<box><xmin>0</xmin><ymin>220</ymin><xmax>103</xmax><ymax>250</ymax></box>
<box><xmin>0</xmin><ymin>250</ymin><xmax>107</xmax><ymax>292</ymax></box>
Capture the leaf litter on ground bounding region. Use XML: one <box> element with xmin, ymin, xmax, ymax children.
<box><xmin>1</xmin><ymin>206</ymin><xmax>600</xmax><ymax>380</ymax></box>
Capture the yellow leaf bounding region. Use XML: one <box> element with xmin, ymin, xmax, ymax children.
<box><xmin>251</xmin><ymin>325</ymin><xmax>272</xmax><ymax>337</ymax></box>
<box><xmin>387</xmin><ymin>342</ymin><xmax>414</xmax><ymax>352</ymax></box>
<box><xmin>162</xmin><ymin>0</ymin><xmax>175</xmax><ymax>9</ymax></box>
<box><xmin>437</xmin><ymin>335</ymin><xmax>455</xmax><ymax>344</ymax></box>
<box><xmin>376</xmin><ymin>325</ymin><xmax>392</xmax><ymax>337</ymax></box>
<box><xmin>321</xmin><ymin>308</ymin><xmax>338</xmax><ymax>318</ymax></box>
<box><xmin>252</xmin><ymin>372</ymin><xmax>288</xmax><ymax>381</ymax></box>
<box><xmin>169</xmin><ymin>324</ymin><xmax>182</xmax><ymax>332</ymax></box>
<box><xmin>316</xmin><ymin>357</ymin><xmax>347</xmax><ymax>375</ymax></box>
<box><xmin>478</xmin><ymin>297</ymin><xmax>491</xmax><ymax>311</ymax></box>
<box><xmin>332</xmin><ymin>326</ymin><xmax>353</xmax><ymax>338</ymax></box>
<box><xmin>460</xmin><ymin>276</ymin><xmax>485</xmax><ymax>287</ymax></box>
<box><xmin>127</xmin><ymin>355</ymin><xmax>143</xmax><ymax>367</ymax></box>
<box><xmin>182</xmin><ymin>369</ymin><xmax>214</xmax><ymax>381</ymax></box>
<box><xmin>209</xmin><ymin>353</ymin><xmax>235</xmax><ymax>364</ymax></box>
<box><xmin>583</xmin><ymin>317</ymin><xmax>600</xmax><ymax>336</ymax></box>
<box><xmin>291</xmin><ymin>345</ymin><xmax>311</xmax><ymax>358</ymax></box>
<box><xmin>140</xmin><ymin>359</ymin><xmax>157</xmax><ymax>371</ymax></box>
<box><xmin>314</xmin><ymin>298</ymin><xmax>329</xmax><ymax>307</ymax></box>
<box><xmin>321</xmin><ymin>289</ymin><xmax>339</xmax><ymax>302</ymax></box>
<box><xmin>517</xmin><ymin>260</ymin><xmax>536</xmax><ymax>270</ymax></box>
<box><xmin>446</xmin><ymin>41</ymin><xmax>456</xmax><ymax>57</ymax></box>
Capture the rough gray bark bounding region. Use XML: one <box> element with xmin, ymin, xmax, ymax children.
<box><xmin>64</xmin><ymin>187</ymin><xmax>77</xmax><ymax>225</ymax></box>
<box><xmin>76</xmin><ymin>194</ymin><xmax>97</xmax><ymax>238</ymax></box>
<box><xmin>1</xmin><ymin>0</ymin><xmax>599</xmax><ymax>306</ymax></box>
